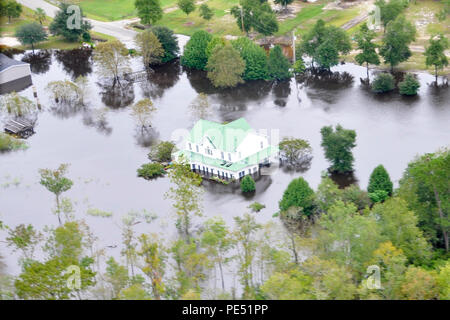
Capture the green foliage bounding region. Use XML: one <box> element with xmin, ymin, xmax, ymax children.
<box><xmin>268</xmin><ymin>45</ymin><xmax>291</xmax><ymax>80</ymax></box>
<box><xmin>437</xmin><ymin>261</ymin><xmax>450</xmax><ymax>300</ymax></box>
<box><xmin>231</xmin><ymin>37</ymin><xmax>269</xmax><ymax>80</ymax></box>
<box><xmin>0</xmin><ymin>133</ymin><xmax>27</xmax><ymax>152</ymax></box>
<box><xmin>148</xmin><ymin>141</ymin><xmax>176</xmax><ymax>162</ymax></box>
<box><xmin>207</xmin><ymin>44</ymin><xmax>246</xmax><ymax>88</ymax></box>
<box><xmin>199</xmin><ymin>4</ymin><xmax>214</xmax><ymax>20</ymax></box>
<box><xmin>0</xmin><ymin>92</ymin><xmax>37</xmax><ymax>118</ymax></box>
<box><xmin>119</xmin><ymin>283</ymin><xmax>151</xmax><ymax>300</ymax></box>
<box><xmin>371</xmin><ymin>73</ymin><xmax>395</xmax><ymax>93</ymax></box>
<box><xmin>279</xmin><ymin>137</ymin><xmax>312</xmax><ymax>167</ymax></box>
<box><xmin>230</xmin><ymin>0</ymin><xmax>279</xmax><ymax>36</ymax></box>
<box><xmin>240</xmin><ymin>175</ymin><xmax>256</xmax><ymax>193</ymax></box>
<box><xmin>375</xmin><ymin>0</ymin><xmax>408</xmax><ymax>29</ymax></box>
<box><xmin>94</xmin><ymin>40</ymin><xmax>131</xmax><ymax>83</ymax></box>
<box><xmin>34</xmin><ymin>8</ymin><xmax>46</xmax><ymax>25</ymax></box>
<box><xmin>150</xmin><ymin>26</ymin><xmax>180</xmax><ymax>63</ymax></box>
<box><xmin>49</xmin><ymin>3</ymin><xmax>92</xmax><ymax>42</ymax></box>
<box><xmin>0</xmin><ymin>0</ymin><xmax>22</xmax><ymax>23</ymax></box>
<box><xmin>6</xmin><ymin>224</ymin><xmax>42</xmax><ymax>262</ymax></box>
<box><xmin>400</xmin><ymin>266</ymin><xmax>439</xmax><ymax>299</ymax></box>
<box><xmin>368</xmin><ymin>165</ymin><xmax>393</xmax><ymax>196</ymax></box>
<box><xmin>369</xmin><ymin>190</ymin><xmax>389</xmax><ymax>203</ymax></box>
<box><xmin>181</xmin><ymin>30</ymin><xmax>212</xmax><ymax>70</ymax></box>
<box><xmin>279</xmin><ymin>177</ymin><xmax>315</xmax><ymax>216</ymax></box>
<box><xmin>354</xmin><ymin>23</ymin><xmax>380</xmax><ymax>77</ymax></box>
<box><xmin>274</xmin><ymin>0</ymin><xmax>294</xmax><ymax>10</ymax></box>
<box><xmin>15</xmin><ymin>23</ymin><xmax>47</xmax><ymax>51</ymax></box>
<box><xmin>137</xmin><ymin>163</ymin><xmax>166</xmax><ymax>179</ymax></box>
<box><xmin>205</xmin><ymin>36</ymin><xmax>226</xmax><ymax>59</ymax></box>
<box><xmin>248</xmin><ymin>202</ymin><xmax>265</xmax><ymax>213</ymax></box>
<box><xmin>399</xmin><ymin>73</ymin><xmax>420</xmax><ymax>96</ymax></box>
<box><xmin>298</xmin><ymin>19</ymin><xmax>351</xmax><ymax>69</ymax></box>
<box><xmin>320</xmin><ymin>124</ymin><xmax>357</xmax><ymax>173</ymax></box>
<box><xmin>261</xmin><ymin>270</ymin><xmax>314</xmax><ymax>299</ymax></box>
<box><xmin>86</xmin><ymin>208</ymin><xmax>113</xmax><ymax>218</ymax></box>
<box><xmin>134</xmin><ymin>0</ymin><xmax>163</xmax><ymax>25</ymax></box>
<box><xmin>135</xmin><ymin>29</ymin><xmax>164</xmax><ymax>67</ymax></box>
<box><xmin>177</xmin><ymin>0</ymin><xmax>196</xmax><ymax>16</ymax></box>
<box><xmin>424</xmin><ymin>34</ymin><xmax>449</xmax><ymax>82</ymax></box>
<box><xmin>292</xmin><ymin>58</ymin><xmax>306</xmax><ymax>74</ymax></box>
<box><xmin>379</xmin><ymin>15</ymin><xmax>416</xmax><ymax>70</ymax></box>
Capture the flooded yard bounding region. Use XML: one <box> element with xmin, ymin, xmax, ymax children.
<box><xmin>1</xmin><ymin>43</ymin><xmax>449</xmax><ymax>276</ymax></box>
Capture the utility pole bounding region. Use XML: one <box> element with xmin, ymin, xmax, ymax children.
<box><xmin>292</xmin><ymin>29</ymin><xmax>296</xmax><ymax>63</ymax></box>
<box><xmin>240</xmin><ymin>7</ymin><xmax>245</xmax><ymax>35</ymax></box>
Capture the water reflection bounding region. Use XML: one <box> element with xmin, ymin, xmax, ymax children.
<box><xmin>272</xmin><ymin>80</ymin><xmax>291</xmax><ymax>107</ymax></box>
<box><xmin>427</xmin><ymin>83</ymin><xmax>450</xmax><ymax>108</ymax></box>
<box><xmin>82</xmin><ymin>108</ymin><xmax>113</xmax><ymax>135</ymax></box>
<box><xmin>134</xmin><ymin>126</ymin><xmax>159</xmax><ymax>147</ymax></box>
<box><xmin>21</xmin><ymin>50</ymin><xmax>52</xmax><ymax>74</ymax></box>
<box><xmin>140</xmin><ymin>59</ymin><xmax>181</xmax><ymax>99</ymax></box>
<box><xmin>99</xmin><ymin>82</ymin><xmax>135</xmax><ymax>109</ymax></box>
<box><xmin>55</xmin><ymin>48</ymin><xmax>93</xmax><ymax>79</ymax></box>
<box><xmin>329</xmin><ymin>171</ymin><xmax>358</xmax><ymax>189</ymax></box>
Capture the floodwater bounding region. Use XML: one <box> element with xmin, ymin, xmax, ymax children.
<box><xmin>0</xmin><ymin>39</ymin><xmax>449</xmax><ymax>279</ymax></box>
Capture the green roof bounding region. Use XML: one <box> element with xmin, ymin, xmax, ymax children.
<box><xmin>176</xmin><ymin>145</ymin><xmax>279</xmax><ymax>173</ymax></box>
<box><xmin>188</xmin><ymin>118</ymin><xmax>252</xmax><ymax>152</ymax></box>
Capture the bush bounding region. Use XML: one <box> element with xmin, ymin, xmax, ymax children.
<box><xmin>293</xmin><ymin>59</ymin><xmax>306</xmax><ymax>74</ymax></box>
<box><xmin>0</xmin><ymin>133</ymin><xmax>27</xmax><ymax>152</ymax></box>
<box><xmin>148</xmin><ymin>141</ymin><xmax>176</xmax><ymax>163</ymax></box>
<box><xmin>231</xmin><ymin>37</ymin><xmax>269</xmax><ymax>81</ymax></box>
<box><xmin>150</xmin><ymin>26</ymin><xmax>180</xmax><ymax>63</ymax></box>
<box><xmin>249</xmin><ymin>202</ymin><xmax>265</xmax><ymax>212</ymax></box>
<box><xmin>399</xmin><ymin>73</ymin><xmax>420</xmax><ymax>95</ymax></box>
<box><xmin>368</xmin><ymin>164</ymin><xmax>393</xmax><ymax>196</ymax></box>
<box><xmin>279</xmin><ymin>177</ymin><xmax>315</xmax><ymax>215</ymax></box>
<box><xmin>207</xmin><ymin>44</ymin><xmax>245</xmax><ymax>88</ymax></box>
<box><xmin>268</xmin><ymin>45</ymin><xmax>291</xmax><ymax>80</ymax></box>
<box><xmin>369</xmin><ymin>190</ymin><xmax>389</xmax><ymax>203</ymax></box>
<box><xmin>371</xmin><ymin>73</ymin><xmax>395</xmax><ymax>93</ymax></box>
<box><xmin>241</xmin><ymin>175</ymin><xmax>256</xmax><ymax>193</ymax></box>
<box><xmin>181</xmin><ymin>30</ymin><xmax>212</xmax><ymax>70</ymax></box>
<box><xmin>137</xmin><ymin>163</ymin><xmax>166</xmax><ymax>179</ymax></box>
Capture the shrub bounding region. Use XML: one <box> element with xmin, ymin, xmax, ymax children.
<box><xmin>206</xmin><ymin>44</ymin><xmax>245</xmax><ymax>88</ymax></box>
<box><xmin>371</xmin><ymin>73</ymin><xmax>395</xmax><ymax>93</ymax></box>
<box><xmin>399</xmin><ymin>73</ymin><xmax>420</xmax><ymax>95</ymax></box>
<box><xmin>293</xmin><ymin>59</ymin><xmax>306</xmax><ymax>74</ymax></box>
<box><xmin>369</xmin><ymin>190</ymin><xmax>389</xmax><ymax>203</ymax></box>
<box><xmin>279</xmin><ymin>177</ymin><xmax>315</xmax><ymax>215</ymax></box>
<box><xmin>268</xmin><ymin>45</ymin><xmax>291</xmax><ymax>80</ymax></box>
<box><xmin>148</xmin><ymin>141</ymin><xmax>176</xmax><ymax>162</ymax></box>
<box><xmin>231</xmin><ymin>37</ymin><xmax>269</xmax><ymax>81</ymax></box>
<box><xmin>181</xmin><ymin>30</ymin><xmax>212</xmax><ymax>70</ymax></box>
<box><xmin>137</xmin><ymin>163</ymin><xmax>166</xmax><ymax>179</ymax></box>
<box><xmin>0</xmin><ymin>133</ymin><xmax>27</xmax><ymax>152</ymax></box>
<box><xmin>241</xmin><ymin>175</ymin><xmax>256</xmax><ymax>193</ymax></box>
<box><xmin>368</xmin><ymin>164</ymin><xmax>393</xmax><ymax>196</ymax></box>
<box><xmin>150</xmin><ymin>26</ymin><xmax>180</xmax><ymax>63</ymax></box>
<box><xmin>249</xmin><ymin>202</ymin><xmax>265</xmax><ymax>212</ymax></box>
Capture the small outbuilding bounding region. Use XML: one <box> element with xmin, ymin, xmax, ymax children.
<box><xmin>0</xmin><ymin>53</ymin><xmax>32</xmax><ymax>94</ymax></box>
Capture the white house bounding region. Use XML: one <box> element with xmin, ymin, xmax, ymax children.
<box><xmin>0</xmin><ymin>53</ymin><xmax>32</xmax><ymax>94</ymax></box>
<box><xmin>175</xmin><ymin>118</ymin><xmax>279</xmax><ymax>180</ymax></box>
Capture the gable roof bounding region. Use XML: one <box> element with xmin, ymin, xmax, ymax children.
<box><xmin>188</xmin><ymin>118</ymin><xmax>253</xmax><ymax>152</ymax></box>
<box><xmin>0</xmin><ymin>54</ymin><xmax>29</xmax><ymax>72</ymax></box>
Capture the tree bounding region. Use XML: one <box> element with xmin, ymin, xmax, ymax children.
<box><xmin>39</xmin><ymin>164</ymin><xmax>74</xmax><ymax>225</ymax></box>
<box><xmin>0</xmin><ymin>92</ymin><xmax>36</xmax><ymax>118</ymax></box>
<box><xmin>1</xmin><ymin>0</ymin><xmax>22</xmax><ymax>23</ymax></box>
<box><xmin>6</xmin><ymin>224</ymin><xmax>42</xmax><ymax>262</ymax></box>
<box><xmin>371</xmin><ymin>198</ymin><xmax>431</xmax><ymax>264</ymax></box>
<box><xmin>379</xmin><ymin>15</ymin><xmax>416</xmax><ymax>71</ymax></box>
<box><xmin>150</xmin><ymin>26</ymin><xmax>180</xmax><ymax>63</ymax></box>
<box><xmin>240</xmin><ymin>175</ymin><xmax>256</xmax><ymax>193</ymax></box>
<box><xmin>261</xmin><ymin>270</ymin><xmax>314</xmax><ymax>299</ymax></box>
<box><xmin>274</xmin><ymin>0</ymin><xmax>294</xmax><ymax>12</ymax></box>
<box><xmin>437</xmin><ymin>261</ymin><xmax>450</xmax><ymax>300</ymax></box>
<box><xmin>279</xmin><ymin>177</ymin><xmax>315</xmax><ymax>216</ymax></box>
<box><xmin>34</xmin><ymin>8</ymin><xmax>46</xmax><ymax>25</ymax></box>
<box><xmin>320</xmin><ymin>124</ymin><xmax>357</xmax><ymax>173</ymax></box>
<box><xmin>118</xmin><ymin>283</ymin><xmax>151</xmax><ymax>300</ymax></box>
<box><xmin>131</xmin><ymin>98</ymin><xmax>156</xmax><ymax>131</ymax></box>
<box><xmin>135</xmin><ymin>0</ymin><xmax>163</xmax><ymax>25</ymax></box>
<box><xmin>400</xmin><ymin>266</ymin><xmax>439</xmax><ymax>300</ymax></box>
<box><xmin>424</xmin><ymin>34</ymin><xmax>449</xmax><ymax>84</ymax></box>
<box><xmin>230</xmin><ymin>0</ymin><xmax>278</xmax><ymax>36</ymax></box>
<box><xmin>279</xmin><ymin>137</ymin><xmax>312</xmax><ymax>168</ymax></box>
<box><xmin>205</xmin><ymin>36</ymin><xmax>226</xmax><ymax>58</ymax></box>
<box><xmin>206</xmin><ymin>44</ymin><xmax>246</xmax><ymax>88</ymax></box>
<box><xmin>375</xmin><ymin>0</ymin><xmax>408</xmax><ymax>31</ymax></box>
<box><xmin>49</xmin><ymin>3</ymin><xmax>91</xmax><ymax>42</ymax></box>
<box><xmin>104</xmin><ymin>257</ymin><xmax>130</xmax><ymax>299</ymax></box>
<box><xmin>231</xmin><ymin>37</ymin><xmax>269</xmax><ymax>81</ymax></box>
<box><xmin>135</xmin><ymin>30</ymin><xmax>164</xmax><ymax>68</ymax></box>
<box><xmin>371</xmin><ymin>73</ymin><xmax>395</xmax><ymax>93</ymax></box>
<box><xmin>177</xmin><ymin>0</ymin><xmax>196</xmax><ymax>16</ymax></box>
<box><xmin>354</xmin><ymin>23</ymin><xmax>380</xmax><ymax>79</ymax></box>
<box><xmin>201</xmin><ymin>217</ymin><xmax>233</xmax><ymax>292</ymax></box>
<box><xmin>165</xmin><ymin>157</ymin><xmax>203</xmax><ymax>241</ymax></box>
<box><xmin>368</xmin><ymin>165</ymin><xmax>393</xmax><ymax>196</ymax></box>
<box><xmin>398</xmin><ymin>149</ymin><xmax>449</xmax><ymax>252</ymax></box>
<box><xmin>148</xmin><ymin>141</ymin><xmax>176</xmax><ymax>162</ymax></box>
<box><xmin>199</xmin><ymin>4</ymin><xmax>214</xmax><ymax>20</ymax></box>
<box><xmin>181</xmin><ymin>30</ymin><xmax>212</xmax><ymax>70</ymax></box>
<box><xmin>398</xmin><ymin>73</ymin><xmax>420</xmax><ymax>96</ymax></box>
<box><xmin>267</xmin><ymin>45</ymin><xmax>291</xmax><ymax>81</ymax></box>
<box><xmin>298</xmin><ymin>19</ymin><xmax>351</xmax><ymax>69</ymax></box>
<box><xmin>15</xmin><ymin>23</ymin><xmax>47</xmax><ymax>53</ymax></box>
<box><xmin>137</xmin><ymin>163</ymin><xmax>166</xmax><ymax>179</ymax></box>
<box><xmin>94</xmin><ymin>40</ymin><xmax>131</xmax><ymax>86</ymax></box>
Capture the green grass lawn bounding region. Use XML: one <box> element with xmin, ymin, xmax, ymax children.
<box><xmin>0</xmin><ymin>6</ymin><xmax>50</xmax><ymax>36</ymax></box>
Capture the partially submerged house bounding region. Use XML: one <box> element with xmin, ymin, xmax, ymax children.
<box><xmin>176</xmin><ymin>118</ymin><xmax>279</xmax><ymax>180</ymax></box>
<box><xmin>0</xmin><ymin>53</ymin><xmax>32</xmax><ymax>94</ymax></box>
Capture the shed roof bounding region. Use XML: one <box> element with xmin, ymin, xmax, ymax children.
<box><xmin>0</xmin><ymin>53</ymin><xmax>29</xmax><ymax>72</ymax></box>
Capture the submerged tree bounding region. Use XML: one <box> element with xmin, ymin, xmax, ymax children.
<box><xmin>279</xmin><ymin>137</ymin><xmax>312</xmax><ymax>169</ymax></box>
<box><xmin>0</xmin><ymin>92</ymin><xmax>37</xmax><ymax>119</ymax></box>
<box><xmin>94</xmin><ymin>40</ymin><xmax>131</xmax><ymax>87</ymax></box>
<box><xmin>320</xmin><ymin>124</ymin><xmax>357</xmax><ymax>174</ymax></box>
<box><xmin>39</xmin><ymin>164</ymin><xmax>74</xmax><ymax>225</ymax></box>
<box><xmin>131</xmin><ymin>98</ymin><xmax>157</xmax><ymax>131</ymax></box>
<box><xmin>206</xmin><ymin>44</ymin><xmax>246</xmax><ymax>88</ymax></box>
<box><xmin>424</xmin><ymin>34</ymin><xmax>449</xmax><ymax>84</ymax></box>
<box><xmin>150</xmin><ymin>26</ymin><xmax>180</xmax><ymax>63</ymax></box>
<box><xmin>135</xmin><ymin>30</ymin><xmax>164</xmax><ymax>68</ymax></box>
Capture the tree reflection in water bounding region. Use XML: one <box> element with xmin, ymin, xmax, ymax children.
<box><xmin>21</xmin><ymin>50</ymin><xmax>52</xmax><ymax>74</ymax></box>
<box><xmin>329</xmin><ymin>171</ymin><xmax>359</xmax><ymax>189</ymax></box>
<box><xmin>140</xmin><ymin>59</ymin><xmax>181</xmax><ymax>99</ymax></box>
<box><xmin>82</xmin><ymin>108</ymin><xmax>113</xmax><ymax>135</ymax></box>
<box><xmin>272</xmin><ymin>80</ymin><xmax>291</xmax><ymax>107</ymax></box>
<box><xmin>55</xmin><ymin>48</ymin><xmax>93</xmax><ymax>80</ymax></box>
<box><xmin>99</xmin><ymin>81</ymin><xmax>135</xmax><ymax>109</ymax></box>
<box><xmin>134</xmin><ymin>126</ymin><xmax>159</xmax><ymax>147</ymax></box>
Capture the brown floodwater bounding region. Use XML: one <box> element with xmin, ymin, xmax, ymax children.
<box><xmin>0</xmin><ymin>43</ymin><xmax>449</xmax><ymax>277</ymax></box>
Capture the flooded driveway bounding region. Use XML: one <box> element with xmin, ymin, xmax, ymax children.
<box><xmin>0</xmin><ymin>47</ymin><xmax>449</xmax><ymax>275</ymax></box>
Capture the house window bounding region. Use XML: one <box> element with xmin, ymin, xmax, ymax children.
<box><xmin>192</xmin><ymin>164</ymin><xmax>195</xmax><ymax>170</ymax></box>
<box><xmin>228</xmin><ymin>153</ymin><xmax>231</xmax><ymax>161</ymax></box>
<box><xmin>196</xmin><ymin>145</ymin><xmax>199</xmax><ymax>152</ymax></box>
<box><xmin>188</xmin><ymin>143</ymin><xmax>192</xmax><ymax>150</ymax></box>
<box><xmin>221</xmin><ymin>152</ymin><xmax>224</xmax><ymax>160</ymax></box>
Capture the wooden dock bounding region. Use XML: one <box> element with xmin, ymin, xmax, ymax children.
<box><xmin>4</xmin><ymin>119</ymin><xmax>34</xmax><ymax>138</ymax></box>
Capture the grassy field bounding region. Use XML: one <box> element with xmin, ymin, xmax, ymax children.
<box><xmin>0</xmin><ymin>6</ymin><xmax>50</xmax><ymax>36</ymax></box>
